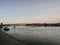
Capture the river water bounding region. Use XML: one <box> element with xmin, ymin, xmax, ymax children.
<box><xmin>4</xmin><ymin>26</ymin><xmax>60</xmax><ymax>45</ymax></box>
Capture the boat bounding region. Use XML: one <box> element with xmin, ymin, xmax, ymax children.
<box><xmin>4</xmin><ymin>26</ymin><xmax>9</xmax><ymax>31</ymax></box>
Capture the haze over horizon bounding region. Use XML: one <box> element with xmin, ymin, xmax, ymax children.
<box><xmin>0</xmin><ymin>0</ymin><xmax>60</xmax><ymax>24</ymax></box>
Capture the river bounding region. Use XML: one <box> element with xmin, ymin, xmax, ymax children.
<box><xmin>4</xmin><ymin>26</ymin><xmax>60</xmax><ymax>45</ymax></box>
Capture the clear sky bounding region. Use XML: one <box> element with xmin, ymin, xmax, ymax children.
<box><xmin>0</xmin><ymin>0</ymin><xmax>60</xmax><ymax>24</ymax></box>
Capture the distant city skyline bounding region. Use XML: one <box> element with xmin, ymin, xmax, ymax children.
<box><xmin>0</xmin><ymin>0</ymin><xmax>60</xmax><ymax>24</ymax></box>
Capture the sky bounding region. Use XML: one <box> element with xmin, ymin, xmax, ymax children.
<box><xmin>0</xmin><ymin>0</ymin><xmax>60</xmax><ymax>24</ymax></box>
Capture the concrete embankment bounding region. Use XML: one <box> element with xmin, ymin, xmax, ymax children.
<box><xmin>0</xmin><ymin>30</ymin><xmax>27</xmax><ymax>45</ymax></box>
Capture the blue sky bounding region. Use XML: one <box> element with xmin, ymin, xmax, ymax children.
<box><xmin>0</xmin><ymin>0</ymin><xmax>60</xmax><ymax>24</ymax></box>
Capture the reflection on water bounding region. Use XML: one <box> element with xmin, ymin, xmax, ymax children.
<box><xmin>4</xmin><ymin>26</ymin><xmax>60</xmax><ymax>45</ymax></box>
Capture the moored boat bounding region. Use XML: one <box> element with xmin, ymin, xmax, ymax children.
<box><xmin>4</xmin><ymin>27</ymin><xmax>9</xmax><ymax>31</ymax></box>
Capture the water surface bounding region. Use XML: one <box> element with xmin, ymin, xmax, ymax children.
<box><xmin>4</xmin><ymin>26</ymin><xmax>60</xmax><ymax>45</ymax></box>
